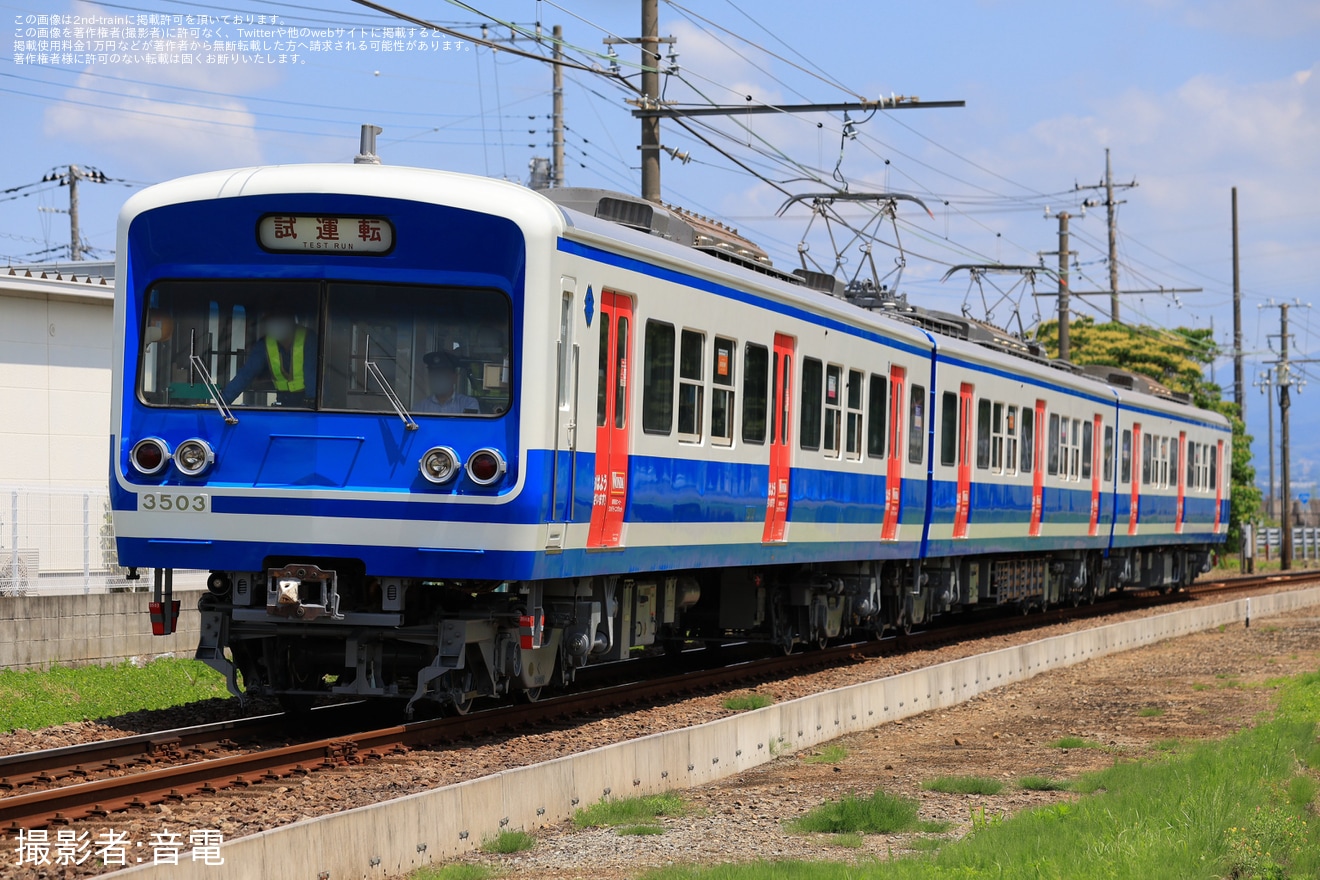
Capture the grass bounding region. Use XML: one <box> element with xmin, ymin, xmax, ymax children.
<box><xmin>921</xmin><ymin>775</ymin><xmax>1004</xmax><ymax>796</ymax></box>
<box><xmin>1048</xmin><ymin>735</ymin><xmax>1105</xmax><ymax>750</ymax></box>
<box><xmin>786</xmin><ymin>789</ymin><xmax>947</xmax><ymax>835</ymax></box>
<box><xmin>573</xmin><ymin>793</ymin><xmax>689</xmax><ymax>829</ymax></box>
<box><xmin>829</xmin><ymin>833</ymin><xmax>865</xmax><ymax>849</ymax></box>
<box><xmin>1136</xmin><ymin>706</ymin><xmax>1165</xmax><ymax>717</ymax></box>
<box><xmin>637</xmin><ymin>667</ymin><xmax>1320</xmax><ymax>880</ymax></box>
<box><xmin>1017</xmin><ymin>776</ymin><xmax>1067</xmax><ymax>792</ymax></box>
<box><xmin>722</xmin><ymin>692</ymin><xmax>773</xmax><ymax>711</ymax></box>
<box><xmin>0</xmin><ymin>657</ymin><xmax>232</xmax><ymax>732</ymax></box>
<box><xmin>803</xmin><ymin>744</ymin><xmax>849</xmax><ymax>764</ymax></box>
<box><xmin>411</xmin><ymin>867</ymin><xmax>493</xmax><ymax>880</ymax></box>
<box><xmin>479</xmin><ymin>830</ymin><xmax>535</xmax><ymax>854</ymax></box>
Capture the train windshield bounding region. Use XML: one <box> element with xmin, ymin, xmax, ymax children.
<box><xmin>138</xmin><ymin>280</ymin><xmax>512</xmax><ymax>416</ymax></box>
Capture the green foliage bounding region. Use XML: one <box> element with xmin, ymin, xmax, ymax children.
<box><xmin>722</xmin><ymin>692</ymin><xmax>773</xmax><ymax>711</ymax></box>
<box><xmin>0</xmin><ymin>658</ymin><xmax>232</xmax><ymax>732</ymax></box>
<box><xmin>829</xmin><ymin>833</ymin><xmax>865</xmax><ymax>849</ymax></box>
<box><xmin>479</xmin><ymin>831</ymin><xmax>535</xmax><ymax>854</ymax></box>
<box><xmin>1048</xmin><ymin>735</ymin><xmax>1105</xmax><ymax>750</ymax></box>
<box><xmin>1136</xmin><ymin>706</ymin><xmax>1165</xmax><ymax>717</ymax></box>
<box><xmin>573</xmin><ymin>793</ymin><xmax>688</xmax><ymax>829</ymax></box>
<box><xmin>922</xmin><ymin>776</ymin><xmax>1004</xmax><ymax>796</ymax></box>
<box><xmin>786</xmin><ymin>789</ymin><xmax>932</xmax><ymax>835</ymax></box>
<box><xmin>1017</xmin><ymin>776</ymin><xmax>1067</xmax><ymax>791</ymax></box>
<box><xmin>804</xmin><ymin>744</ymin><xmax>849</xmax><ymax>764</ymax></box>
<box><xmin>1036</xmin><ymin>316</ymin><xmax>1260</xmax><ymax>546</ymax></box>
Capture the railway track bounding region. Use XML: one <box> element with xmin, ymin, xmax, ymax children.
<box><xmin>3</xmin><ymin>568</ymin><xmax>1314</xmax><ymax>832</ymax></box>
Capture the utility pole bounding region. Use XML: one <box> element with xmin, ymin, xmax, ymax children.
<box><xmin>1261</xmin><ymin>301</ymin><xmax>1310</xmax><ymax>569</ymax></box>
<box><xmin>640</xmin><ymin>0</ymin><xmax>660</xmax><ymax>203</ymax></box>
<box><xmin>39</xmin><ymin>164</ymin><xmax>108</xmax><ymax>261</ymax></box>
<box><xmin>1075</xmin><ymin>149</ymin><xmax>1138</xmax><ymax>321</ymax></box>
<box><xmin>1255</xmin><ymin>368</ymin><xmax>1275</xmax><ymax>522</ymax></box>
<box><xmin>1039</xmin><ymin>210</ymin><xmax>1075</xmax><ymax>360</ymax></box>
<box><xmin>552</xmin><ymin>24</ymin><xmax>564</xmax><ymax>187</ymax></box>
<box><xmin>1232</xmin><ymin>187</ymin><xmax>1243</xmax><ymax>421</ymax></box>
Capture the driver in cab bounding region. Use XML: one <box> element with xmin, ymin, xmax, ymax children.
<box><xmin>417</xmin><ymin>351</ymin><xmax>480</xmax><ymax>414</ymax></box>
<box><xmin>222</xmin><ymin>312</ymin><xmax>317</xmax><ymax>406</ymax></box>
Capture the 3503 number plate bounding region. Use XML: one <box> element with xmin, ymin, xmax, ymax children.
<box><xmin>140</xmin><ymin>492</ymin><xmax>210</xmax><ymax>513</ymax></box>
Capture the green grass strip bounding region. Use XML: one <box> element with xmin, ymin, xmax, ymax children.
<box><xmin>921</xmin><ymin>775</ymin><xmax>1003</xmax><ymax>795</ymax></box>
<box><xmin>641</xmin><ymin>668</ymin><xmax>1320</xmax><ymax>880</ymax></box>
<box><xmin>0</xmin><ymin>658</ymin><xmax>232</xmax><ymax>732</ymax></box>
<box><xmin>574</xmin><ymin>793</ymin><xmax>688</xmax><ymax>828</ymax></box>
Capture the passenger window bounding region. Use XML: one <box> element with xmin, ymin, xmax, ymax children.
<box><xmin>867</xmin><ymin>374</ymin><xmax>888</xmax><ymax>458</ymax></box>
<box><xmin>908</xmin><ymin>384</ymin><xmax>926</xmax><ymax>463</ymax></box>
<box><xmin>799</xmin><ymin>357</ymin><xmax>823</xmax><ymax>451</ymax></box>
<box><xmin>1047</xmin><ymin>413</ymin><xmax>1060</xmax><ymax>476</ymax></box>
<box><xmin>1210</xmin><ymin>443</ymin><xmax>1218</xmax><ymax>490</ymax></box>
<box><xmin>1070</xmin><ymin>418</ymin><xmax>1081</xmax><ymax>480</ymax></box>
<box><xmin>940</xmin><ymin>391</ymin><xmax>957</xmax><ymax>467</ymax></box>
<box><xmin>991</xmin><ymin>403</ymin><xmax>1004</xmax><ymax>472</ymax></box>
<box><xmin>711</xmin><ymin>337</ymin><xmax>735</xmax><ymax>447</ymax></box>
<box><xmin>1121</xmin><ymin>429</ymin><xmax>1132</xmax><ymax>483</ymax></box>
<box><xmin>1081</xmin><ymin>420</ymin><xmax>1093</xmax><ymax>480</ymax></box>
<box><xmin>1005</xmin><ymin>406</ymin><xmax>1018</xmax><ymax>475</ymax></box>
<box><xmin>823</xmin><ymin>364</ymin><xmax>842</xmax><ymax>457</ymax></box>
<box><xmin>1171</xmin><ymin>437</ymin><xmax>1180</xmax><ymax>487</ymax></box>
<box><xmin>741</xmin><ymin>343</ymin><xmax>768</xmax><ymax>444</ymax></box>
<box><xmin>846</xmin><ymin>369</ymin><xmax>864</xmax><ymax>461</ymax></box>
<box><xmin>976</xmin><ymin>399</ymin><xmax>991</xmax><ymax>469</ymax></box>
<box><xmin>1159</xmin><ymin>437</ymin><xmax>1169</xmax><ymax>487</ymax></box>
<box><xmin>1142</xmin><ymin>434</ymin><xmax>1152</xmax><ymax>485</ymax></box>
<box><xmin>1021</xmin><ymin>407</ymin><xmax>1035</xmax><ymax>473</ymax></box>
<box><xmin>1188</xmin><ymin>442</ymin><xmax>1197</xmax><ymax>489</ymax></box>
<box><xmin>678</xmin><ymin>329</ymin><xmax>704</xmax><ymax>442</ymax></box>
<box><xmin>1103</xmin><ymin>426</ymin><xmax>1114</xmax><ymax>483</ymax></box>
<box><xmin>642</xmin><ymin>320</ymin><xmax>675</xmax><ymax>435</ymax></box>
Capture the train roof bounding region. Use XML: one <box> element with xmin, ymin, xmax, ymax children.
<box><xmin>114</xmin><ymin>163</ymin><xmax>1229</xmax><ymax>432</ymax></box>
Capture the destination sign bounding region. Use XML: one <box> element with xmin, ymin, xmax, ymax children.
<box><xmin>257</xmin><ymin>214</ymin><xmax>394</xmax><ymax>254</ymax></box>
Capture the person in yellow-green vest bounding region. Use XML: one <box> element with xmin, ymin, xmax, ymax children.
<box><xmin>222</xmin><ymin>312</ymin><xmax>318</xmax><ymax>406</ymax></box>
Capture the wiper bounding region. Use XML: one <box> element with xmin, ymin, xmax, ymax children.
<box><xmin>189</xmin><ymin>355</ymin><xmax>239</xmax><ymax>425</ymax></box>
<box><xmin>366</xmin><ymin>360</ymin><xmax>419</xmax><ymax>431</ymax></box>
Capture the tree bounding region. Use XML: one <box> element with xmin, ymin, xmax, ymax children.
<box><xmin>1035</xmin><ymin>316</ymin><xmax>1260</xmax><ymax>549</ymax></box>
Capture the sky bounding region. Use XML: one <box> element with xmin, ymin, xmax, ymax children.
<box><xmin>3</xmin><ymin>0</ymin><xmax>1318</xmax><ymax>503</ymax></box>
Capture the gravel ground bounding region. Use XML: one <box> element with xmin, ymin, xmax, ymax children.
<box><xmin>454</xmin><ymin>607</ymin><xmax>1320</xmax><ymax>880</ymax></box>
<box><xmin>3</xmin><ymin>585</ymin><xmax>1318</xmax><ymax>880</ymax></box>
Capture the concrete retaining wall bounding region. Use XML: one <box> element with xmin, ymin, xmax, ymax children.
<box><xmin>112</xmin><ymin>587</ymin><xmax>1320</xmax><ymax>880</ymax></box>
<box><xmin>0</xmin><ymin>590</ymin><xmax>202</xmax><ymax>670</ymax></box>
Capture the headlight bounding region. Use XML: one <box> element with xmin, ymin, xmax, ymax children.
<box><xmin>420</xmin><ymin>446</ymin><xmax>460</xmax><ymax>485</ymax></box>
<box><xmin>466</xmin><ymin>448</ymin><xmax>507</xmax><ymax>486</ymax></box>
<box><xmin>174</xmin><ymin>438</ymin><xmax>216</xmax><ymax>477</ymax></box>
<box><xmin>129</xmin><ymin>438</ymin><xmax>171</xmax><ymax>476</ymax></box>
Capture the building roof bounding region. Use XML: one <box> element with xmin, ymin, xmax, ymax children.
<box><xmin>2</xmin><ymin>260</ymin><xmax>115</xmax><ymax>304</ymax></box>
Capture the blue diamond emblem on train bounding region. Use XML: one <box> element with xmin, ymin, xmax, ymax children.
<box><xmin>584</xmin><ymin>285</ymin><xmax>594</xmax><ymax>326</ymax></box>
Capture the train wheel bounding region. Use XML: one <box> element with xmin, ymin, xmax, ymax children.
<box><xmin>520</xmin><ymin>686</ymin><xmax>543</xmax><ymax>703</ymax></box>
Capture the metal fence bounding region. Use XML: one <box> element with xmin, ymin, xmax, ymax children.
<box><xmin>1</xmin><ymin>485</ymin><xmax>143</xmax><ymax>596</ymax></box>
<box><xmin>1255</xmin><ymin>527</ymin><xmax>1320</xmax><ymax>562</ymax></box>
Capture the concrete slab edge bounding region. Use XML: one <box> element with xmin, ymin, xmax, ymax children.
<box><xmin>109</xmin><ymin>586</ymin><xmax>1320</xmax><ymax>880</ymax></box>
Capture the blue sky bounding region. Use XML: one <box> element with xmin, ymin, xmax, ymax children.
<box><xmin>4</xmin><ymin>0</ymin><xmax>1318</xmax><ymax>502</ymax></box>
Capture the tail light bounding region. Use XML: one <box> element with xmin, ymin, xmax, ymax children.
<box><xmin>465</xmin><ymin>448</ymin><xmax>506</xmax><ymax>486</ymax></box>
<box><xmin>129</xmin><ymin>438</ymin><xmax>171</xmax><ymax>476</ymax></box>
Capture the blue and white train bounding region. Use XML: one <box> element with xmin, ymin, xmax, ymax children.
<box><xmin>109</xmin><ymin>154</ymin><xmax>1231</xmax><ymax>713</ymax></box>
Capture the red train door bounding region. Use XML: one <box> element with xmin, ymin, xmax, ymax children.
<box><xmin>1088</xmin><ymin>414</ymin><xmax>1103</xmax><ymax>537</ymax></box>
<box><xmin>1214</xmin><ymin>438</ymin><xmax>1225</xmax><ymax>534</ymax></box>
<box><xmin>1175</xmin><ymin>431</ymin><xmax>1187</xmax><ymax>534</ymax></box>
<box><xmin>1128</xmin><ymin>422</ymin><xmax>1142</xmax><ymax>536</ymax></box>
<box><xmin>587</xmin><ymin>291</ymin><xmax>633</xmax><ymax>548</ymax></box>
<box><xmin>762</xmin><ymin>333</ymin><xmax>795</xmax><ymax>543</ymax></box>
<box><xmin>953</xmin><ymin>382</ymin><xmax>973</xmax><ymax>539</ymax></box>
<box><xmin>1029</xmin><ymin>399</ymin><xmax>1046</xmax><ymax>537</ymax></box>
<box><xmin>881</xmin><ymin>365</ymin><xmax>906</xmax><ymax>541</ymax></box>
